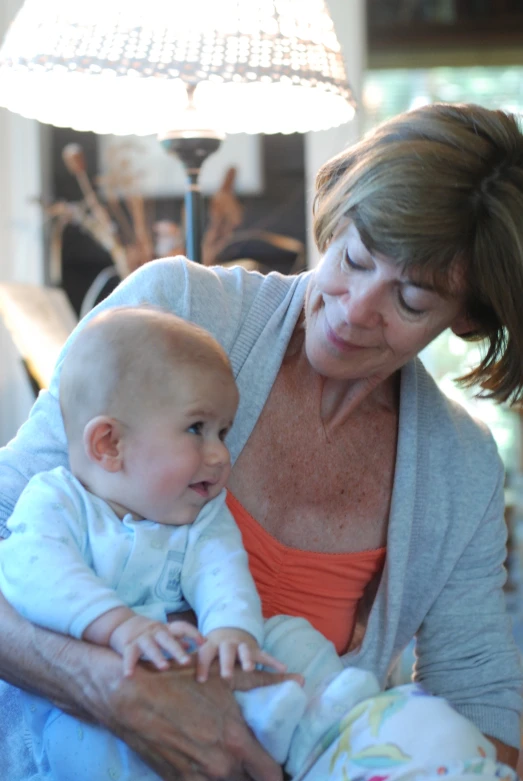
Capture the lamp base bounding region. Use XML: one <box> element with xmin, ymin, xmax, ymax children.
<box><xmin>158</xmin><ymin>129</ymin><xmax>224</xmax><ymax>262</ymax></box>
<box><xmin>159</xmin><ymin>129</ymin><xmax>224</xmax><ymax>172</ymax></box>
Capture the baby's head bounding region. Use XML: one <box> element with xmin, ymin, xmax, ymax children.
<box><xmin>59</xmin><ymin>306</ymin><xmax>239</xmax><ymax>525</ymax></box>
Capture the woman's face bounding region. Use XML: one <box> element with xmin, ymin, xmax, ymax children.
<box><xmin>305</xmin><ymin>222</ymin><xmax>471</xmax><ymax>383</ymax></box>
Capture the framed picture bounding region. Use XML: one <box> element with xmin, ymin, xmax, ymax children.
<box><xmin>98</xmin><ymin>132</ymin><xmax>264</xmax><ymax>198</ymax></box>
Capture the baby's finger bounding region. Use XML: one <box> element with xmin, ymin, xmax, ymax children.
<box><xmin>155</xmin><ymin>630</ymin><xmax>191</xmax><ymax>665</ymax></box>
<box><xmin>167</xmin><ymin>620</ymin><xmax>205</xmax><ymax>645</ymax></box>
<box><xmin>196</xmin><ymin>640</ymin><xmax>218</xmax><ymax>682</ymax></box>
<box><xmin>237</xmin><ymin>641</ymin><xmax>256</xmax><ymax>672</ymax></box>
<box><xmin>138</xmin><ymin>635</ymin><xmax>170</xmax><ymax>671</ymax></box>
<box><xmin>122</xmin><ymin>643</ymin><xmax>143</xmax><ymax>678</ymax></box>
<box><xmin>254</xmin><ymin>649</ymin><xmax>287</xmax><ymax>673</ymax></box>
<box><xmin>219</xmin><ymin>641</ymin><xmax>237</xmax><ymax>679</ymax></box>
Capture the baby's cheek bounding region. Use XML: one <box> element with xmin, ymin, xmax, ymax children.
<box><xmin>151</xmin><ymin>466</ymin><xmax>191</xmax><ymax>498</ymax></box>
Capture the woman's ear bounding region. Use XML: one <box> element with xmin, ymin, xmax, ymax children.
<box><xmin>83</xmin><ymin>416</ymin><xmax>124</xmax><ymax>472</ymax></box>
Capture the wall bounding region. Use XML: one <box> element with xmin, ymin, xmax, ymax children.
<box><xmin>0</xmin><ymin>0</ymin><xmax>368</xmax><ymax>439</ymax></box>
<box><xmin>0</xmin><ymin>0</ymin><xmax>45</xmax><ymax>444</ymax></box>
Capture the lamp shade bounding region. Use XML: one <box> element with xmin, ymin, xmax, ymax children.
<box><xmin>0</xmin><ymin>0</ymin><xmax>356</xmax><ymax>136</ymax></box>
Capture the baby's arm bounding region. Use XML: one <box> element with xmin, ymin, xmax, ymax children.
<box><xmin>84</xmin><ymin>607</ymin><xmax>205</xmax><ymax>677</ymax></box>
<box><xmin>181</xmin><ymin>492</ymin><xmax>285</xmax><ymax>681</ymax></box>
<box><xmin>0</xmin><ymin>470</ymin><xmax>206</xmax><ymax>677</ymax></box>
<box><xmin>0</xmin><ymin>470</ymin><xmax>126</xmax><ymax>637</ymax></box>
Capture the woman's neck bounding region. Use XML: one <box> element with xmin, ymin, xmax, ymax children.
<box><xmin>285</xmin><ymin>318</ymin><xmax>400</xmax><ymax>430</ymax></box>
<box><xmin>319</xmin><ymin>373</ymin><xmax>399</xmax><ymax>429</ymax></box>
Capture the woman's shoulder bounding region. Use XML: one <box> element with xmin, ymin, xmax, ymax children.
<box><xmin>408</xmin><ymin>358</ymin><xmax>496</xmax><ymax>435</ymax></box>
<box><xmin>121</xmin><ymin>256</ymin><xmax>296</xmax><ymax>299</ymax></box>
<box><xmin>126</xmin><ymin>258</ymin><xmax>310</xmax><ymax>361</ymax></box>
<box><xmin>405</xmin><ymin>358</ymin><xmax>502</xmax><ymax>477</ymax></box>
<box><xmin>114</xmin><ymin>257</ymin><xmax>304</xmax><ymax>332</ymax></box>
<box><xmin>399</xmin><ymin>361</ymin><xmax>505</xmax><ymax>542</ymax></box>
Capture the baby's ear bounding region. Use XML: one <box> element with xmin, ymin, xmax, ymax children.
<box><xmin>83</xmin><ymin>416</ymin><xmax>124</xmax><ymax>472</ymax></box>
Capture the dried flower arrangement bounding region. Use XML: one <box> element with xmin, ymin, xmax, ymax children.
<box><xmin>44</xmin><ymin>142</ymin><xmax>245</xmax><ymax>288</ymax></box>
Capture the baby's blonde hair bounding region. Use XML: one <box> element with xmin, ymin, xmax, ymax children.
<box><xmin>59</xmin><ymin>306</ymin><xmax>233</xmax><ymax>444</ymax></box>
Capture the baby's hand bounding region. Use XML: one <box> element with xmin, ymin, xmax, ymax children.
<box><xmin>109</xmin><ymin>616</ymin><xmax>205</xmax><ymax>677</ymax></box>
<box><xmin>197</xmin><ymin>627</ymin><xmax>287</xmax><ymax>682</ymax></box>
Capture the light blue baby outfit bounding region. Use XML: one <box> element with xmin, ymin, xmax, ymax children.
<box><xmin>0</xmin><ymin>467</ymin><xmax>262</xmax><ymax>641</ymax></box>
<box><xmin>0</xmin><ymin>466</ymin><xmax>265</xmax><ymax>779</ymax></box>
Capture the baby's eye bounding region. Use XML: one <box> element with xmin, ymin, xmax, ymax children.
<box><xmin>188</xmin><ymin>422</ymin><xmax>203</xmax><ymax>435</ymax></box>
<box><xmin>219</xmin><ymin>427</ymin><xmax>230</xmax><ymax>442</ymax></box>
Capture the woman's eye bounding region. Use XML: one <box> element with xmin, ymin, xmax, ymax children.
<box><xmin>188</xmin><ymin>422</ymin><xmax>203</xmax><ymax>435</ymax></box>
<box><xmin>343</xmin><ymin>251</ymin><xmax>366</xmax><ymax>271</ymax></box>
<box><xmin>398</xmin><ymin>292</ymin><xmax>426</xmax><ymax>316</ymax></box>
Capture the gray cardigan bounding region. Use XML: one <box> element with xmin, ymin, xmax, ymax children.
<box><xmin>0</xmin><ymin>257</ymin><xmax>521</xmax><ymax>751</ymax></box>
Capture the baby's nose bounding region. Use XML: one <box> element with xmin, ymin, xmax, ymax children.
<box><xmin>205</xmin><ymin>439</ymin><xmax>230</xmax><ymax>466</ymax></box>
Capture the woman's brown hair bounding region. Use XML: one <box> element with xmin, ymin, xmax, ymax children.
<box><xmin>313</xmin><ymin>102</ymin><xmax>523</xmax><ymax>405</ymax></box>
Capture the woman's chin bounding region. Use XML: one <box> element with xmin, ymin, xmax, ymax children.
<box><xmin>306</xmin><ymin>342</ymin><xmax>360</xmax><ymax>381</ymax></box>
<box><xmin>305</xmin><ymin>339</ymin><xmax>391</xmax><ymax>385</ymax></box>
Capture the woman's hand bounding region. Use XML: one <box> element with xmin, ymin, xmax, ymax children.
<box><xmin>91</xmin><ymin>655</ymin><xmax>298</xmax><ymax>781</ymax></box>
<box><xmin>0</xmin><ymin>594</ymin><xmax>296</xmax><ymax>780</ymax></box>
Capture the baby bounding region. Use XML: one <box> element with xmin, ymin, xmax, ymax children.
<box><xmin>0</xmin><ymin>307</ymin><xmax>512</xmax><ymax>781</ymax></box>
<box><xmin>4</xmin><ymin>306</ymin><xmax>276</xmax><ymax>678</ymax></box>
<box><xmin>0</xmin><ymin>306</ymin><xmax>357</xmax><ymax>779</ymax></box>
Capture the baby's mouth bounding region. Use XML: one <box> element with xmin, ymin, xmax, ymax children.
<box><xmin>189</xmin><ymin>481</ymin><xmax>212</xmax><ymax>497</ymax></box>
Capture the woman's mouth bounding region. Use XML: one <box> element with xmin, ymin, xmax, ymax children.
<box><xmin>324</xmin><ymin>321</ymin><xmax>366</xmax><ymax>352</ymax></box>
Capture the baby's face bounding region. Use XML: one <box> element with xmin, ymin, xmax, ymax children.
<box><xmin>115</xmin><ymin>363</ymin><xmax>239</xmax><ymax>525</ymax></box>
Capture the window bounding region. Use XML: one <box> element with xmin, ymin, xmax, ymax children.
<box><xmin>361</xmin><ymin>65</ymin><xmax>523</xmax><ymax>469</ymax></box>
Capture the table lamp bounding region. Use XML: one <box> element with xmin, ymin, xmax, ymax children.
<box><xmin>0</xmin><ymin>0</ymin><xmax>356</xmax><ymax>263</ymax></box>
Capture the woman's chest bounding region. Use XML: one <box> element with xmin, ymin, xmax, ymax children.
<box><xmin>228</xmin><ymin>377</ymin><xmax>398</xmax><ymax>553</ymax></box>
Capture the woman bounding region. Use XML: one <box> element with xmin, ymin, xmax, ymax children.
<box><xmin>0</xmin><ymin>102</ymin><xmax>522</xmax><ymax>780</ymax></box>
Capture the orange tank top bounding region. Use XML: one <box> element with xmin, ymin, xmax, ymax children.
<box><xmin>226</xmin><ymin>492</ymin><xmax>386</xmax><ymax>654</ymax></box>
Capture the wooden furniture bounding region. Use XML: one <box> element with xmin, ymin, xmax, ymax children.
<box><xmin>367</xmin><ymin>1</ymin><xmax>523</xmax><ymax>68</ymax></box>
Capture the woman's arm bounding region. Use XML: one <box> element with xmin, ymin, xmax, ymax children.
<box><xmin>0</xmin><ymin>587</ymin><xmax>288</xmax><ymax>780</ymax></box>
<box><xmin>415</xmin><ymin>459</ymin><xmax>523</xmax><ymax>753</ymax></box>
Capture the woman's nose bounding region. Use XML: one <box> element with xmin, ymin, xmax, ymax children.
<box><xmin>340</xmin><ymin>280</ymin><xmax>384</xmax><ymax>329</ymax></box>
